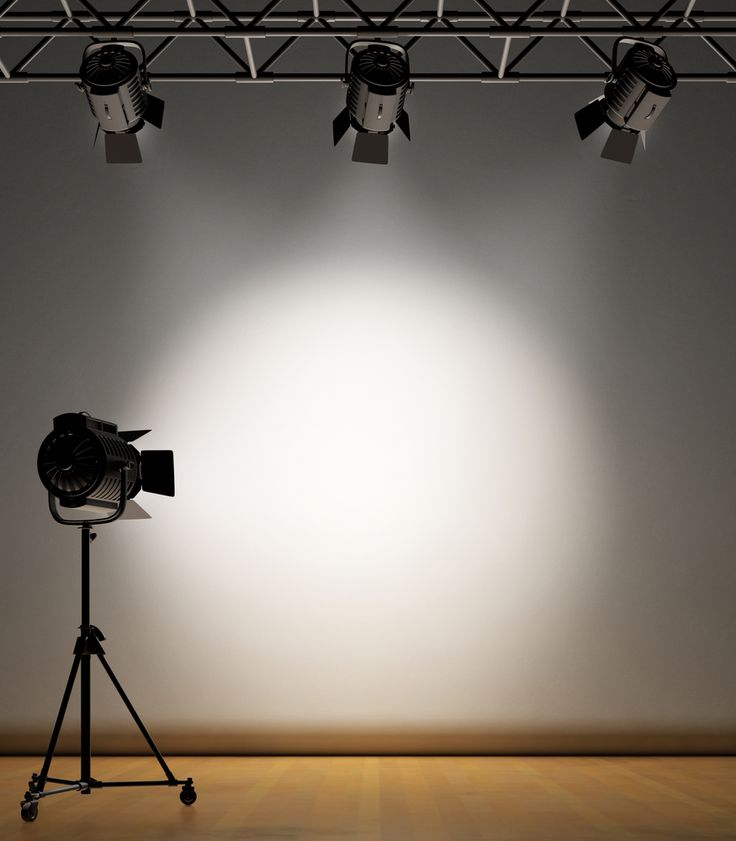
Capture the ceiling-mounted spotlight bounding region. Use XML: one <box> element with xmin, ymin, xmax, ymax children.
<box><xmin>79</xmin><ymin>42</ymin><xmax>165</xmax><ymax>164</ymax></box>
<box><xmin>333</xmin><ymin>41</ymin><xmax>412</xmax><ymax>165</ymax></box>
<box><xmin>574</xmin><ymin>38</ymin><xmax>676</xmax><ymax>164</ymax></box>
<box><xmin>37</xmin><ymin>412</ymin><xmax>174</xmax><ymax>520</ymax></box>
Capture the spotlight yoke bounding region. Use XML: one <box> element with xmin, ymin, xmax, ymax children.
<box><xmin>79</xmin><ymin>41</ymin><xmax>165</xmax><ymax>164</ymax></box>
<box><xmin>574</xmin><ymin>38</ymin><xmax>677</xmax><ymax>163</ymax></box>
<box><xmin>37</xmin><ymin>412</ymin><xmax>174</xmax><ymax>525</ymax></box>
<box><xmin>333</xmin><ymin>41</ymin><xmax>412</xmax><ymax>165</ymax></box>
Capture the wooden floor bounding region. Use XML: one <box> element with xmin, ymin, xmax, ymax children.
<box><xmin>2</xmin><ymin>756</ymin><xmax>736</xmax><ymax>840</ymax></box>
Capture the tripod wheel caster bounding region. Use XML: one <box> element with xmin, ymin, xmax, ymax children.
<box><xmin>21</xmin><ymin>802</ymin><xmax>39</xmax><ymax>822</ymax></box>
<box><xmin>180</xmin><ymin>785</ymin><xmax>197</xmax><ymax>806</ymax></box>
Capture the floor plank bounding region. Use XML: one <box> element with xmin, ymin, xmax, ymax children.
<box><xmin>2</xmin><ymin>756</ymin><xmax>735</xmax><ymax>840</ymax></box>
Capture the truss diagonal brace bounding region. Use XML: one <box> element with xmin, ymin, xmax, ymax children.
<box><xmin>11</xmin><ymin>18</ymin><xmax>70</xmax><ymax>74</ymax></box>
<box><xmin>405</xmin><ymin>16</ymin><xmax>439</xmax><ymax>52</ymax></box>
<box><xmin>147</xmin><ymin>17</ymin><xmax>195</xmax><ymax>66</ymax></box>
<box><xmin>602</xmin><ymin>0</ymin><xmax>638</xmax><ymax>28</ymax></box>
<box><xmin>257</xmin><ymin>17</ymin><xmax>315</xmax><ymax>75</ymax></box>
<box><xmin>195</xmin><ymin>16</ymin><xmax>251</xmax><ymax>74</ymax></box>
<box><xmin>561</xmin><ymin>16</ymin><xmax>612</xmax><ymax>68</ymax></box>
<box><xmin>249</xmin><ymin>0</ymin><xmax>285</xmax><ymax>29</ymax></box>
<box><xmin>339</xmin><ymin>0</ymin><xmax>376</xmax><ymax>28</ymax></box>
<box><xmin>75</xmin><ymin>0</ymin><xmax>110</xmax><ymax>28</ymax></box>
<box><xmin>380</xmin><ymin>0</ymin><xmax>415</xmax><ymax>29</ymax></box>
<box><xmin>118</xmin><ymin>0</ymin><xmax>151</xmax><ymax>27</ymax></box>
<box><xmin>503</xmin><ymin>15</ymin><xmax>563</xmax><ymax>75</ymax></box>
<box><xmin>684</xmin><ymin>16</ymin><xmax>736</xmax><ymax>72</ymax></box>
<box><xmin>470</xmin><ymin>0</ymin><xmax>508</xmax><ymax>29</ymax></box>
<box><xmin>441</xmin><ymin>18</ymin><xmax>498</xmax><ymax>74</ymax></box>
<box><xmin>208</xmin><ymin>0</ymin><xmax>245</xmax><ymax>30</ymax></box>
<box><xmin>645</xmin><ymin>0</ymin><xmax>680</xmax><ymax>28</ymax></box>
<box><xmin>515</xmin><ymin>0</ymin><xmax>547</xmax><ymax>28</ymax></box>
<box><xmin>314</xmin><ymin>15</ymin><xmax>350</xmax><ymax>51</ymax></box>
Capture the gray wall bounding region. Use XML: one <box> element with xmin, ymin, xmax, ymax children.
<box><xmin>1</xmin><ymin>73</ymin><xmax>735</xmax><ymax>754</ymax></box>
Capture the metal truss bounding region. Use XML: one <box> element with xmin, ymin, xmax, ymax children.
<box><xmin>1</xmin><ymin>1</ymin><xmax>736</xmax><ymax>84</ymax></box>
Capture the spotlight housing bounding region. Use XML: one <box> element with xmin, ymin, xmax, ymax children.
<box><xmin>574</xmin><ymin>38</ymin><xmax>676</xmax><ymax>164</ymax></box>
<box><xmin>79</xmin><ymin>41</ymin><xmax>165</xmax><ymax>164</ymax></box>
<box><xmin>37</xmin><ymin>412</ymin><xmax>174</xmax><ymax>518</ymax></box>
<box><xmin>333</xmin><ymin>41</ymin><xmax>412</xmax><ymax>165</ymax></box>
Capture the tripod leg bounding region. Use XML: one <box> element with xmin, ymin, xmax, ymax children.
<box><xmin>96</xmin><ymin>654</ymin><xmax>177</xmax><ymax>782</ymax></box>
<box><xmin>35</xmin><ymin>655</ymin><xmax>81</xmax><ymax>791</ymax></box>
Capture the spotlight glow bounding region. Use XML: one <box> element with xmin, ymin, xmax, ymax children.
<box><xmin>138</xmin><ymin>250</ymin><xmax>611</xmax><ymax>728</ymax></box>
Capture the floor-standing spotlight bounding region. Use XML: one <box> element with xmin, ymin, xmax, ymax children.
<box><xmin>333</xmin><ymin>41</ymin><xmax>411</xmax><ymax>165</ymax></box>
<box><xmin>38</xmin><ymin>412</ymin><xmax>174</xmax><ymax>517</ymax></box>
<box><xmin>20</xmin><ymin>412</ymin><xmax>195</xmax><ymax>823</ymax></box>
<box><xmin>574</xmin><ymin>38</ymin><xmax>676</xmax><ymax>164</ymax></box>
<box><xmin>79</xmin><ymin>42</ymin><xmax>165</xmax><ymax>164</ymax></box>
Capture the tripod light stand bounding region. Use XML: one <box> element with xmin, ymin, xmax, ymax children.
<box><xmin>20</xmin><ymin>412</ymin><xmax>196</xmax><ymax>822</ymax></box>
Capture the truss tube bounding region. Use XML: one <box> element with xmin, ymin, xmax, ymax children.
<box><xmin>1</xmin><ymin>27</ymin><xmax>736</xmax><ymax>37</ymax></box>
<box><xmin>2</xmin><ymin>11</ymin><xmax>736</xmax><ymax>24</ymax></box>
<box><xmin>3</xmin><ymin>73</ymin><xmax>733</xmax><ymax>83</ymax></box>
